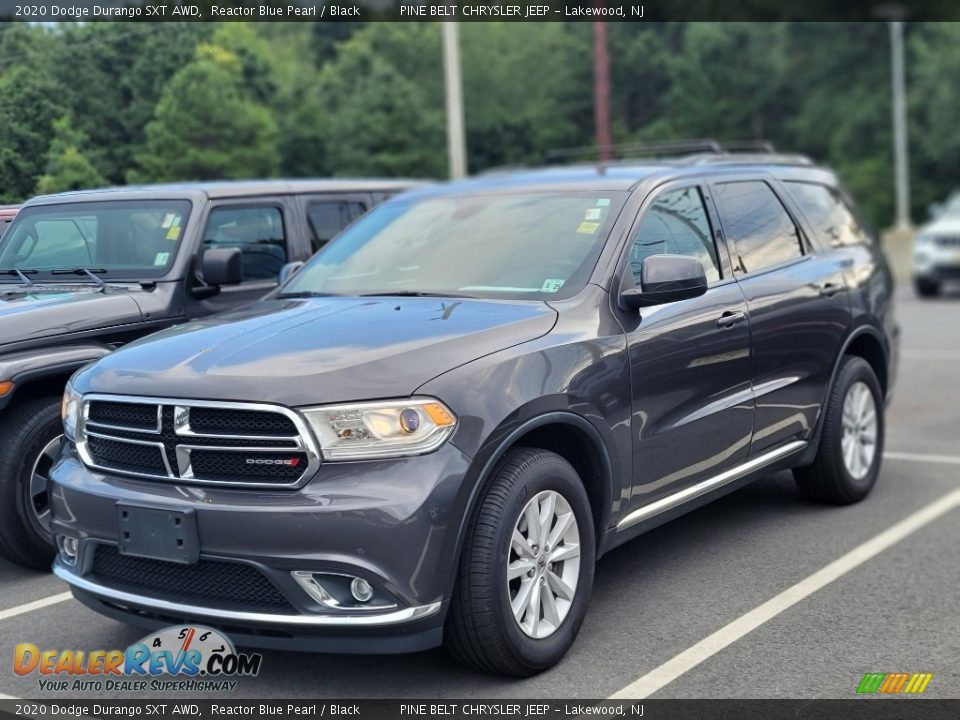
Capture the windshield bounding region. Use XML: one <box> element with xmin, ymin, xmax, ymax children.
<box><xmin>0</xmin><ymin>200</ymin><xmax>192</xmax><ymax>280</ymax></box>
<box><xmin>281</xmin><ymin>192</ymin><xmax>626</xmax><ymax>301</ymax></box>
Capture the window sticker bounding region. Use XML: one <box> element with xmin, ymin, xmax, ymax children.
<box><xmin>596</xmin><ymin>198</ymin><xmax>611</xmax><ymax>207</ymax></box>
<box><xmin>171</xmin><ymin>214</ymin><xmax>182</xmax><ymax>227</ymax></box>
<box><xmin>166</xmin><ymin>225</ymin><xmax>181</xmax><ymax>241</ymax></box>
<box><xmin>154</xmin><ymin>252</ymin><xmax>170</xmax><ymax>266</ymax></box>
<box><xmin>541</xmin><ymin>278</ymin><xmax>565</xmax><ymax>293</ymax></box>
<box><xmin>160</xmin><ymin>213</ymin><xmax>175</xmax><ymax>229</ymax></box>
<box><xmin>577</xmin><ymin>221</ymin><xmax>600</xmax><ymax>234</ymax></box>
<box><xmin>584</xmin><ymin>208</ymin><xmax>602</xmax><ymax>221</ymax></box>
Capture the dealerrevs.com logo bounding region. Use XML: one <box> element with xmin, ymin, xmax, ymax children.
<box><xmin>14</xmin><ymin>625</ymin><xmax>262</xmax><ymax>692</ymax></box>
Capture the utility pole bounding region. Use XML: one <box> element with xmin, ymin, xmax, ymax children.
<box><xmin>593</xmin><ymin>21</ymin><xmax>613</xmax><ymax>161</ymax></box>
<box><xmin>887</xmin><ymin>17</ymin><xmax>911</xmax><ymax>229</ymax></box>
<box><xmin>442</xmin><ymin>21</ymin><xmax>467</xmax><ymax>179</ymax></box>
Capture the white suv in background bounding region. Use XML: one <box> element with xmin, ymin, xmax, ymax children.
<box><xmin>914</xmin><ymin>192</ymin><xmax>960</xmax><ymax>297</ymax></box>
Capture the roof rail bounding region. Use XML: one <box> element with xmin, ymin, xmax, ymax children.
<box><xmin>543</xmin><ymin>138</ymin><xmax>812</xmax><ymax>167</ymax></box>
<box><xmin>544</xmin><ymin>139</ymin><xmax>724</xmax><ymax>164</ymax></box>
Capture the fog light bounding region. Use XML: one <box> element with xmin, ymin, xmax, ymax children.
<box><xmin>58</xmin><ymin>536</ymin><xmax>79</xmax><ymax>564</ymax></box>
<box><xmin>350</xmin><ymin>577</ymin><xmax>374</xmax><ymax>603</ymax></box>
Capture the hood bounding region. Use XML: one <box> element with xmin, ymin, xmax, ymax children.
<box><xmin>918</xmin><ymin>214</ymin><xmax>960</xmax><ymax>237</ymax></box>
<box><xmin>0</xmin><ymin>286</ymin><xmax>142</xmax><ymax>346</ymax></box>
<box><xmin>75</xmin><ymin>296</ymin><xmax>557</xmax><ymax>405</ymax></box>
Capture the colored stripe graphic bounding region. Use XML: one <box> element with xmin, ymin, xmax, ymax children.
<box><xmin>858</xmin><ymin>672</ymin><xmax>933</xmax><ymax>694</ymax></box>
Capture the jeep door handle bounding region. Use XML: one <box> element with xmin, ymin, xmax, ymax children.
<box><xmin>716</xmin><ymin>310</ymin><xmax>747</xmax><ymax>328</ymax></box>
<box><xmin>818</xmin><ymin>282</ymin><xmax>844</xmax><ymax>297</ymax></box>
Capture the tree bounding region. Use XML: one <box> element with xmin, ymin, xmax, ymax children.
<box><xmin>0</xmin><ymin>65</ymin><xmax>62</xmax><ymax>202</ymax></box>
<box><xmin>35</xmin><ymin>116</ymin><xmax>107</xmax><ymax>195</ymax></box>
<box><xmin>131</xmin><ymin>42</ymin><xmax>279</xmax><ymax>182</ymax></box>
<box><xmin>313</xmin><ymin>24</ymin><xmax>445</xmax><ymax>178</ymax></box>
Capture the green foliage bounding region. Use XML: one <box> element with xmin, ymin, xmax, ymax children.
<box><xmin>0</xmin><ymin>65</ymin><xmax>62</xmax><ymax>203</ymax></box>
<box><xmin>131</xmin><ymin>42</ymin><xmax>279</xmax><ymax>182</ymax></box>
<box><xmin>0</xmin><ymin>21</ymin><xmax>959</xmax><ymax>228</ymax></box>
<box><xmin>36</xmin><ymin>115</ymin><xmax>107</xmax><ymax>195</ymax></box>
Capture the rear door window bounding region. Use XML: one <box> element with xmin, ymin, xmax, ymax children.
<box><xmin>785</xmin><ymin>182</ymin><xmax>872</xmax><ymax>248</ymax></box>
<box><xmin>203</xmin><ymin>206</ymin><xmax>287</xmax><ymax>282</ymax></box>
<box><xmin>713</xmin><ymin>181</ymin><xmax>804</xmax><ymax>274</ymax></box>
<box><xmin>306</xmin><ymin>200</ymin><xmax>367</xmax><ymax>253</ymax></box>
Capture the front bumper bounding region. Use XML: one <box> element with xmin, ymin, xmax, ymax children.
<box><xmin>913</xmin><ymin>245</ymin><xmax>960</xmax><ymax>280</ymax></box>
<box><xmin>50</xmin><ymin>442</ymin><xmax>474</xmax><ymax>653</ymax></box>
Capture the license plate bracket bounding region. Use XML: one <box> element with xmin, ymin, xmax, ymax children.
<box><xmin>116</xmin><ymin>504</ymin><xmax>199</xmax><ymax>564</ymax></box>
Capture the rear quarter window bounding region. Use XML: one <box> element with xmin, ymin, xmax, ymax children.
<box><xmin>785</xmin><ymin>182</ymin><xmax>872</xmax><ymax>248</ymax></box>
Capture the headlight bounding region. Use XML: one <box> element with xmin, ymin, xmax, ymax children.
<box><xmin>61</xmin><ymin>383</ymin><xmax>82</xmax><ymax>442</ymax></box>
<box><xmin>915</xmin><ymin>234</ymin><xmax>935</xmax><ymax>246</ymax></box>
<box><xmin>301</xmin><ymin>398</ymin><xmax>457</xmax><ymax>461</ymax></box>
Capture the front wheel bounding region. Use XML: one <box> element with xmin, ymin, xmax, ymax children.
<box><xmin>445</xmin><ymin>448</ymin><xmax>595</xmax><ymax>676</ymax></box>
<box><xmin>794</xmin><ymin>356</ymin><xmax>884</xmax><ymax>504</ymax></box>
<box><xmin>0</xmin><ymin>397</ymin><xmax>63</xmax><ymax>569</ymax></box>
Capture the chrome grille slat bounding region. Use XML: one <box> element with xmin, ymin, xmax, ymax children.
<box><xmin>77</xmin><ymin>395</ymin><xmax>319</xmax><ymax>488</ymax></box>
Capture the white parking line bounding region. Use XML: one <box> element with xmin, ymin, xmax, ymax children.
<box><xmin>609</xmin><ymin>488</ymin><xmax>960</xmax><ymax>699</ymax></box>
<box><xmin>0</xmin><ymin>592</ymin><xmax>72</xmax><ymax>622</ymax></box>
<box><xmin>885</xmin><ymin>451</ymin><xmax>960</xmax><ymax>466</ymax></box>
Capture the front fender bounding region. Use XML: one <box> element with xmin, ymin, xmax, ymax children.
<box><xmin>0</xmin><ymin>344</ymin><xmax>113</xmax><ymax>409</ymax></box>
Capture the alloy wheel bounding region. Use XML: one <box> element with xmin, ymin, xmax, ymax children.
<box><xmin>841</xmin><ymin>381</ymin><xmax>877</xmax><ymax>480</ymax></box>
<box><xmin>507</xmin><ymin>490</ymin><xmax>581</xmax><ymax>639</ymax></box>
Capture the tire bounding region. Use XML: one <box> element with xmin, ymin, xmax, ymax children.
<box><xmin>0</xmin><ymin>397</ymin><xmax>63</xmax><ymax>570</ymax></box>
<box><xmin>914</xmin><ymin>277</ymin><xmax>940</xmax><ymax>298</ymax></box>
<box><xmin>445</xmin><ymin>448</ymin><xmax>595</xmax><ymax>677</ymax></box>
<box><xmin>794</xmin><ymin>356</ymin><xmax>884</xmax><ymax>505</ymax></box>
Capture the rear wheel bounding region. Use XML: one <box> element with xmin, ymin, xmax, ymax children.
<box><xmin>794</xmin><ymin>356</ymin><xmax>884</xmax><ymax>504</ymax></box>
<box><xmin>445</xmin><ymin>448</ymin><xmax>595</xmax><ymax>676</ymax></box>
<box><xmin>0</xmin><ymin>397</ymin><xmax>62</xmax><ymax>569</ymax></box>
<box><xmin>914</xmin><ymin>277</ymin><xmax>941</xmax><ymax>298</ymax></box>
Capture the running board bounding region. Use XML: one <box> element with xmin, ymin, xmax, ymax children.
<box><xmin>616</xmin><ymin>440</ymin><xmax>808</xmax><ymax>532</ymax></box>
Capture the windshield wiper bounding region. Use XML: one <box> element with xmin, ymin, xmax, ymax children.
<box><xmin>358</xmin><ymin>290</ymin><xmax>478</xmax><ymax>299</ymax></box>
<box><xmin>51</xmin><ymin>267</ymin><xmax>107</xmax><ymax>288</ymax></box>
<box><xmin>0</xmin><ymin>269</ymin><xmax>37</xmax><ymax>285</ymax></box>
<box><xmin>276</xmin><ymin>291</ymin><xmax>342</xmax><ymax>298</ymax></box>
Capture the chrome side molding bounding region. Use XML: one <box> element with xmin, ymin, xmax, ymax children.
<box><xmin>617</xmin><ymin>440</ymin><xmax>808</xmax><ymax>532</ymax></box>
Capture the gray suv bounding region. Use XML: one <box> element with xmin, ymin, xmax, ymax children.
<box><xmin>50</xmin><ymin>153</ymin><xmax>897</xmax><ymax>676</ymax></box>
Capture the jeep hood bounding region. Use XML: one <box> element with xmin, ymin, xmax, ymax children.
<box><xmin>75</xmin><ymin>296</ymin><xmax>557</xmax><ymax>405</ymax></box>
<box><xmin>0</xmin><ymin>287</ymin><xmax>141</xmax><ymax>346</ymax></box>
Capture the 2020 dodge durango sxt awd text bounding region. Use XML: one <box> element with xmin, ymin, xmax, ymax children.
<box><xmin>50</xmin><ymin>155</ymin><xmax>897</xmax><ymax>676</ymax></box>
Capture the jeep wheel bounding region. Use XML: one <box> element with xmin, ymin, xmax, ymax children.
<box><xmin>794</xmin><ymin>356</ymin><xmax>884</xmax><ymax>505</ymax></box>
<box><xmin>445</xmin><ymin>448</ymin><xmax>595</xmax><ymax>676</ymax></box>
<box><xmin>0</xmin><ymin>397</ymin><xmax>62</xmax><ymax>569</ymax></box>
<box><xmin>914</xmin><ymin>277</ymin><xmax>940</xmax><ymax>298</ymax></box>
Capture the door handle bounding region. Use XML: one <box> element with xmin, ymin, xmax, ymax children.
<box><xmin>716</xmin><ymin>310</ymin><xmax>747</xmax><ymax>328</ymax></box>
<box><xmin>818</xmin><ymin>282</ymin><xmax>844</xmax><ymax>297</ymax></box>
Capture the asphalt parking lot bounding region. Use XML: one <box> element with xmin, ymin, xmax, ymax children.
<box><xmin>1</xmin><ymin>285</ymin><xmax>958</xmax><ymax>700</ymax></box>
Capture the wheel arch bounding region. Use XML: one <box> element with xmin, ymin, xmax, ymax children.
<box><xmin>452</xmin><ymin>411</ymin><xmax>615</xmax><ymax>579</ymax></box>
<box><xmin>0</xmin><ymin>345</ymin><xmax>111</xmax><ymax>410</ymax></box>
<box><xmin>798</xmin><ymin>325</ymin><xmax>889</xmax><ymax>466</ymax></box>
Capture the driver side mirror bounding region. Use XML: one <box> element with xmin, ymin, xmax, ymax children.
<box><xmin>278</xmin><ymin>261</ymin><xmax>304</xmax><ymax>286</ymax></box>
<box><xmin>202</xmin><ymin>247</ymin><xmax>244</xmax><ymax>286</ymax></box>
<box><xmin>621</xmin><ymin>254</ymin><xmax>708</xmax><ymax>310</ymax></box>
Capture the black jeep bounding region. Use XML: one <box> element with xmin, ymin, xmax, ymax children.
<box><xmin>0</xmin><ymin>179</ymin><xmax>423</xmax><ymax>568</ymax></box>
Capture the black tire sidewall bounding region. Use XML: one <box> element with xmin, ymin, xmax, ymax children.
<box><xmin>830</xmin><ymin>358</ymin><xmax>885</xmax><ymax>498</ymax></box>
<box><xmin>0</xmin><ymin>398</ymin><xmax>63</xmax><ymax>560</ymax></box>
<box><xmin>488</xmin><ymin>455</ymin><xmax>595</xmax><ymax>671</ymax></box>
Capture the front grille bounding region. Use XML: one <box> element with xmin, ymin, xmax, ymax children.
<box><xmin>87</xmin><ymin>401</ymin><xmax>158</xmax><ymax>431</ymax></box>
<box><xmin>81</xmin><ymin>397</ymin><xmax>315</xmax><ymax>486</ymax></box>
<box><xmin>188</xmin><ymin>407</ymin><xmax>297</xmax><ymax>437</ymax></box>
<box><xmin>91</xmin><ymin>545</ymin><xmax>296</xmax><ymax>614</ymax></box>
<box><xmin>87</xmin><ymin>436</ymin><xmax>166</xmax><ymax>475</ymax></box>
<box><xmin>934</xmin><ymin>235</ymin><xmax>960</xmax><ymax>247</ymax></box>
